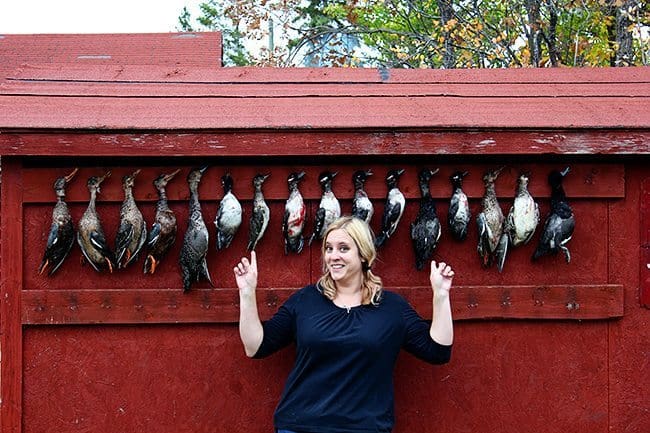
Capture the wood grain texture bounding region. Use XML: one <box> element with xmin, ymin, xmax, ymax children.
<box><xmin>0</xmin><ymin>158</ymin><xmax>23</xmax><ymax>433</ymax></box>
<box><xmin>2</xmin><ymin>94</ymin><xmax>649</xmax><ymax>130</ymax></box>
<box><xmin>2</xmin><ymin>130</ymin><xmax>648</xmax><ymax>157</ymax></box>
<box><xmin>7</xmin><ymin>63</ymin><xmax>650</xmax><ymax>84</ymax></box>
<box><xmin>21</xmin><ymin>284</ymin><xmax>623</xmax><ymax>325</ymax></box>
<box><xmin>640</xmin><ymin>177</ymin><xmax>650</xmax><ymax>307</ymax></box>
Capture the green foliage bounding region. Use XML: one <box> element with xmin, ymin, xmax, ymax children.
<box><xmin>177</xmin><ymin>1</ymin><xmax>251</xmax><ymax>66</ymax></box>
<box><xmin>179</xmin><ymin>0</ymin><xmax>650</xmax><ymax>67</ymax></box>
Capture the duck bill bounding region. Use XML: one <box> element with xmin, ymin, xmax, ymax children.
<box><xmin>560</xmin><ymin>166</ymin><xmax>570</xmax><ymax>177</ymax></box>
<box><xmin>163</xmin><ymin>169</ymin><xmax>181</xmax><ymax>183</ymax></box>
<box><xmin>97</xmin><ymin>170</ymin><xmax>111</xmax><ymax>185</ymax></box>
<box><xmin>396</xmin><ymin>168</ymin><xmax>405</xmax><ymax>177</ymax></box>
<box><xmin>494</xmin><ymin>166</ymin><xmax>506</xmax><ymax>177</ymax></box>
<box><xmin>198</xmin><ymin>166</ymin><xmax>209</xmax><ymax>174</ymax></box>
<box><xmin>64</xmin><ymin>168</ymin><xmax>79</xmax><ymax>183</ymax></box>
<box><xmin>130</xmin><ymin>169</ymin><xmax>142</xmax><ymax>178</ymax></box>
<box><xmin>365</xmin><ymin>169</ymin><xmax>373</xmax><ymax>177</ymax></box>
<box><xmin>430</xmin><ymin>168</ymin><xmax>440</xmax><ymax>176</ymax></box>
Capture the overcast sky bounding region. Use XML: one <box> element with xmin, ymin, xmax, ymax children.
<box><xmin>1</xmin><ymin>0</ymin><xmax>204</xmax><ymax>34</ymax></box>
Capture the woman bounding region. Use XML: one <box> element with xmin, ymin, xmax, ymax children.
<box><xmin>234</xmin><ymin>216</ymin><xmax>454</xmax><ymax>433</ymax></box>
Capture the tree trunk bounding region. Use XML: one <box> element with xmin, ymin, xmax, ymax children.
<box><xmin>525</xmin><ymin>0</ymin><xmax>542</xmax><ymax>66</ymax></box>
<box><xmin>615</xmin><ymin>0</ymin><xmax>636</xmax><ymax>66</ymax></box>
<box><xmin>544</xmin><ymin>0</ymin><xmax>560</xmax><ymax>66</ymax></box>
<box><xmin>437</xmin><ymin>0</ymin><xmax>456</xmax><ymax>68</ymax></box>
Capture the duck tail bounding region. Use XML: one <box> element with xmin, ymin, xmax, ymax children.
<box><xmin>374</xmin><ymin>232</ymin><xmax>388</xmax><ymax>248</ymax></box>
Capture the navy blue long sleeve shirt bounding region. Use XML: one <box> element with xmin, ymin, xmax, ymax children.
<box><xmin>254</xmin><ymin>284</ymin><xmax>452</xmax><ymax>433</ymax></box>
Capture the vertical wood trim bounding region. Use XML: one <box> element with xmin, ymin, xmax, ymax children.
<box><xmin>640</xmin><ymin>177</ymin><xmax>650</xmax><ymax>308</ymax></box>
<box><xmin>0</xmin><ymin>158</ymin><xmax>23</xmax><ymax>433</ymax></box>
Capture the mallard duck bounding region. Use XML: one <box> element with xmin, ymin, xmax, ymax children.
<box><xmin>38</xmin><ymin>168</ymin><xmax>78</xmax><ymax>275</ymax></box>
<box><xmin>143</xmin><ymin>169</ymin><xmax>180</xmax><ymax>274</ymax></box>
<box><xmin>77</xmin><ymin>172</ymin><xmax>116</xmax><ymax>273</ymax></box>
<box><xmin>115</xmin><ymin>169</ymin><xmax>147</xmax><ymax>269</ymax></box>
<box><xmin>179</xmin><ymin>167</ymin><xmax>213</xmax><ymax>291</ymax></box>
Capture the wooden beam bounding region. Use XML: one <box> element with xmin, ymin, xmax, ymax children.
<box><xmin>641</xmin><ymin>177</ymin><xmax>650</xmax><ymax>308</ymax></box>
<box><xmin>21</xmin><ymin>284</ymin><xmax>624</xmax><ymax>325</ymax></box>
<box><xmin>2</xmin><ymin>130</ymin><xmax>648</xmax><ymax>157</ymax></box>
<box><xmin>0</xmin><ymin>158</ymin><xmax>23</xmax><ymax>433</ymax></box>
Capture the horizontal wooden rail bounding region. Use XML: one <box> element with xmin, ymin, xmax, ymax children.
<box><xmin>3</xmin><ymin>131</ymin><xmax>649</xmax><ymax>158</ymax></box>
<box><xmin>21</xmin><ymin>285</ymin><xmax>624</xmax><ymax>325</ymax></box>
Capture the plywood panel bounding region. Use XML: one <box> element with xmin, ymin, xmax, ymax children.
<box><xmin>22</xmin><ymin>325</ymin><xmax>290</xmax><ymax>433</ymax></box>
<box><xmin>607</xmin><ymin>165</ymin><xmax>650</xmax><ymax>433</ymax></box>
<box><xmin>395</xmin><ymin>320</ymin><xmax>609</xmax><ymax>433</ymax></box>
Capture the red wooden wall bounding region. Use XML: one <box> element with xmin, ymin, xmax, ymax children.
<box><xmin>2</xmin><ymin>155</ymin><xmax>644</xmax><ymax>433</ymax></box>
<box><xmin>1</xmin><ymin>33</ymin><xmax>649</xmax><ymax>433</ymax></box>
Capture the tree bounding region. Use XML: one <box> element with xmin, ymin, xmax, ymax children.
<box><xmin>179</xmin><ymin>0</ymin><xmax>649</xmax><ymax>67</ymax></box>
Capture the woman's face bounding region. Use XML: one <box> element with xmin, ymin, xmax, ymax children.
<box><xmin>324</xmin><ymin>228</ymin><xmax>363</xmax><ymax>288</ymax></box>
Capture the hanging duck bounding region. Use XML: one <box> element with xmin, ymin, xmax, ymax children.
<box><xmin>351</xmin><ymin>169</ymin><xmax>373</xmax><ymax>224</ymax></box>
<box><xmin>144</xmin><ymin>169</ymin><xmax>180</xmax><ymax>274</ymax></box>
<box><xmin>497</xmin><ymin>172</ymin><xmax>540</xmax><ymax>272</ymax></box>
<box><xmin>38</xmin><ymin>168</ymin><xmax>78</xmax><ymax>276</ymax></box>
<box><xmin>179</xmin><ymin>167</ymin><xmax>213</xmax><ymax>291</ymax></box>
<box><xmin>448</xmin><ymin>171</ymin><xmax>470</xmax><ymax>241</ymax></box>
<box><xmin>410</xmin><ymin>168</ymin><xmax>441</xmax><ymax>270</ymax></box>
<box><xmin>247</xmin><ymin>173</ymin><xmax>270</xmax><ymax>251</ymax></box>
<box><xmin>283</xmin><ymin>171</ymin><xmax>306</xmax><ymax>255</ymax></box>
<box><xmin>308</xmin><ymin>171</ymin><xmax>341</xmax><ymax>246</ymax></box>
<box><xmin>532</xmin><ymin>167</ymin><xmax>575</xmax><ymax>263</ymax></box>
<box><xmin>476</xmin><ymin>167</ymin><xmax>505</xmax><ymax>268</ymax></box>
<box><xmin>375</xmin><ymin>168</ymin><xmax>406</xmax><ymax>248</ymax></box>
<box><xmin>77</xmin><ymin>172</ymin><xmax>116</xmax><ymax>273</ymax></box>
<box><xmin>115</xmin><ymin>169</ymin><xmax>147</xmax><ymax>269</ymax></box>
<box><xmin>215</xmin><ymin>173</ymin><xmax>242</xmax><ymax>250</ymax></box>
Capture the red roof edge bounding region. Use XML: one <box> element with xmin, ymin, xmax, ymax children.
<box><xmin>0</xmin><ymin>32</ymin><xmax>223</xmax><ymax>79</ymax></box>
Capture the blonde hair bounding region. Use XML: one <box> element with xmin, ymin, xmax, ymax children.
<box><xmin>317</xmin><ymin>216</ymin><xmax>383</xmax><ymax>305</ymax></box>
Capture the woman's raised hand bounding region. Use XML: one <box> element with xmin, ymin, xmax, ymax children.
<box><xmin>430</xmin><ymin>260</ymin><xmax>454</xmax><ymax>296</ymax></box>
<box><xmin>234</xmin><ymin>251</ymin><xmax>258</xmax><ymax>294</ymax></box>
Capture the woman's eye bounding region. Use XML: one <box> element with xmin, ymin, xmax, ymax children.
<box><xmin>340</xmin><ymin>246</ymin><xmax>349</xmax><ymax>252</ymax></box>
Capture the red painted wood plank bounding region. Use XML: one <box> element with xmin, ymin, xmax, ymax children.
<box><xmin>424</xmin><ymin>321</ymin><xmax>608</xmax><ymax>433</ymax></box>
<box><xmin>2</xmin><ymin>130</ymin><xmax>648</xmax><ymax>157</ymax></box>
<box><xmin>21</xmin><ymin>284</ymin><xmax>623</xmax><ymax>325</ymax></box>
<box><xmin>2</xmin><ymin>95</ymin><xmax>649</xmax><ymax>130</ymax></box>
<box><xmin>22</xmin><ymin>325</ymin><xmax>289</xmax><ymax>433</ymax></box>
<box><xmin>4</xmin><ymin>80</ymin><xmax>649</xmax><ymax>98</ymax></box>
<box><xmin>0</xmin><ymin>33</ymin><xmax>222</xmax><ymax>68</ymax></box>
<box><xmin>7</xmin><ymin>63</ymin><xmax>650</xmax><ymax>84</ymax></box>
<box><xmin>20</xmin><ymin>163</ymin><xmax>625</xmax><ymax>204</ymax></box>
<box><xmin>0</xmin><ymin>158</ymin><xmax>23</xmax><ymax>433</ymax></box>
<box><xmin>641</xmin><ymin>177</ymin><xmax>650</xmax><ymax>308</ymax></box>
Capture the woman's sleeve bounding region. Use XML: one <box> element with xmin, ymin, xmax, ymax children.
<box><xmin>401</xmin><ymin>302</ymin><xmax>452</xmax><ymax>365</ymax></box>
<box><xmin>252</xmin><ymin>290</ymin><xmax>300</xmax><ymax>359</ymax></box>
